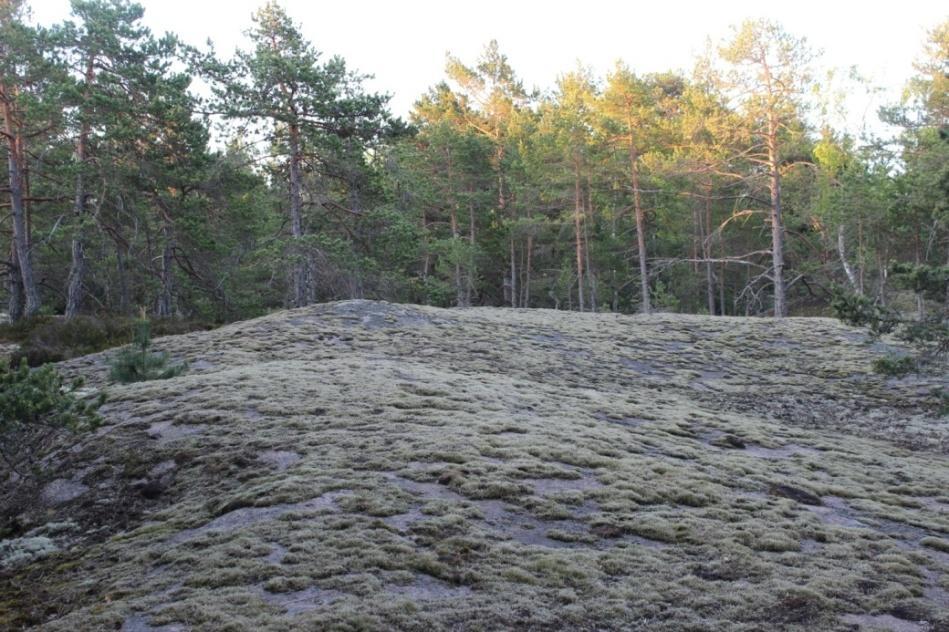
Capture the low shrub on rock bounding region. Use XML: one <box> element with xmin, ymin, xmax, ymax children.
<box><xmin>1</xmin><ymin>314</ymin><xmax>215</xmax><ymax>369</ymax></box>
<box><xmin>833</xmin><ymin>263</ymin><xmax>948</xmax><ymax>376</ymax></box>
<box><xmin>0</xmin><ymin>360</ymin><xmax>104</xmax><ymax>479</ymax></box>
<box><xmin>108</xmin><ymin>313</ymin><xmax>187</xmax><ymax>384</ymax></box>
<box><xmin>9</xmin><ymin>316</ymin><xmax>128</xmax><ymax>367</ymax></box>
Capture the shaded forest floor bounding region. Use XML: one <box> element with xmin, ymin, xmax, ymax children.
<box><xmin>2</xmin><ymin>301</ymin><xmax>948</xmax><ymax>631</ymax></box>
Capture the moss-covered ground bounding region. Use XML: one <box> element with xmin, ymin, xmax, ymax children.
<box><xmin>1</xmin><ymin>300</ymin><xmax>947</xmax><ymax>630</ymax></box>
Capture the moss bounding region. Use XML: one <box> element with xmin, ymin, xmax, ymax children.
<box><xmin>770</xmin><ymin>586</ymin><xmax>830</xmax><ymax>623</ymax></box>
<box><xmin>625</xmin><ymin>516</ymin><xmax>680</xmax><ymax>543</ymax></box>
<box><xmin>501</xmin><ymin>567</ymin><xmax>538</xmax><ymax>585</ymax></box>
<box><xmin>2</xmin><ymin>300</ymin><xmax>946</xmax><ymax>630</ymax></box>
<box><xmin>921</xmin><ymin>537</ymin><xmax>949</xmax><ymax>553</ymax></box>
<box><xmin>754</xmin><ymin>533</ymin><xmax>802</xmax><ymax>553</ymax></box>
<box><xmin>525</xmin><ymin>556</ymin><xmax>591</xmax><ymax>588</ymax></box>
<box><xmin>262</xmin><ymin>576</ymin><xmax>311</xmax><ymax>593</ymax></box>
<box><xmin>671</xmin><ymin>491</ymin><xmax>714</xmax><ymax>507</ymax></box>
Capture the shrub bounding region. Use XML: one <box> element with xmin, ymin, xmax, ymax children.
<box><xmin>0</xmin><ymin>315</ymin><xmax>54</xmax><ymax>343</ymax></box>
<box><xmin>108</xmin><ymin>313</ymin><xmax>187</xmax><ymax>384</ymax></box>
<box><xmin>151</xmin><ymin>318</ymin><xmax>216</xmax><ymax>337</ymax></box>
<box><xmin>1</xmin><ymin>314</ymin><xmax>214</xmax><ymax>369</ymax></box>
<box><xmin>873</xmin><ymin>355</ymin><xmax>918</xmax><ymax>376</ymax></box>
<box><xmin>9</xmin><ymin>316</ymin><xmax>130</xmax><ymax>367</ymax></box>
<box><xmin>832</xmin><ymin>263</ymin><xmax>948</xmax><ymax>376</ymax></box>
<box><xmin>0</xmin><ymin>360</ymin><xmax>104</xmax><ymax>478</ymax></box>
<box><xmin>833</xmin><ymin>264</ymin><xmax>947</xmax><ymax>413</ymax></box>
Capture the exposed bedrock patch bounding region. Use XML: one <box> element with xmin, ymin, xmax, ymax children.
<box><xmin>41</xmin><ymin>479</ymin><xmax>89</xmax><ymax>505</ymax></box>
<box><xmin>170</xmin><ymin>490</ymin><xmax>349</xmax><ymax>544</ymax></box>
<box><xmin>121</xmin><ymin>615</ymin><xmax>186</xmax><ymax>632</ymax></box>
<box><xmin>146</xmin><ymin>420</ymin><xmax>206</xmax><ymax>443</ymax></box>
<box><xmin>257</xmin><ymin>450</ymin><xmax>301</xmax><ymax>471</ymax></box>
<box><xmin>839</xmin><ymin>613</ymin><xmax>930</xmax><ymax>632</ymax></box>
<box><xmin>253</xmin><ymin>584</ymin><xmax>345</xmax><ymax>616</ymax></box>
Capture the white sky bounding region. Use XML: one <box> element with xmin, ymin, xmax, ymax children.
<box><xmin>29</xmin><ymin>0</ymin><xmax>948</xmax><ymax>135</ymax></box>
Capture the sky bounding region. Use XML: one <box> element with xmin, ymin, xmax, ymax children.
<box><xmin>28</xmin><ymin>0</ymin><xmax>948</xmax><ymax>135</ymax></box>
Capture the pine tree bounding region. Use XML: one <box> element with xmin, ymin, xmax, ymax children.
<box><xmin>108</xmin><ymin>308</ymin><xmax>186</xmax><ymax>383</ymax></box>
<box><xmin>719</xmin><ymin>19</ymin><xmax>816</xmax><ymax>317</ymax></box>
<box><xmin>204</xmin><ymin>1</ymin><xmax>390</xmax><ymax>307</ymax></box>
<box><xmin>59</xmin><ymin>0</ymin><xmax>152</xmax><ymax>319</ymax></box>
<box><xmin>0</xmin><ymin>358</ymin><xmax>103</xmax><ymax>477</ymax></box>
<box><xmin>0</xmin><ymin>0</ymin><xmax>65</xmax><ymax>319</ymax></box>
<box><xmin>597</xmin><ymin>64</ymin><xmax>665</xmax><ymax>313</ymax></box>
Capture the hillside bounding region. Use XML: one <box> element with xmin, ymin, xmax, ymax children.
<box><xmin>2</xmin><ymin>300</ymin><xmax>948</xmax><ymax>631</ymax></box>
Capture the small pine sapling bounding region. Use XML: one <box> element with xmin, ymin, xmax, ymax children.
<box><xmin>109</xmin><ymin>309</ymin><xmax>187</xmax><ymax>384</ymax></box>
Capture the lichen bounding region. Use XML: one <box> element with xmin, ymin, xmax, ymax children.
<box><xmin>0</xmin><ymin>536</ymin><xmax>58</xmax><ymax>569</ymax></box>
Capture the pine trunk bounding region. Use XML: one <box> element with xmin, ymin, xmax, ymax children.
<box><xmin>65</xmin><ymin>57</ymin><xmax>95</xmax><ymax>319</ymax></box>
<box><xmin>156</xmin><ymin>221</ymin><xmax>175</xmax><ymax>318</ymax></box>
<box><xmin>65</xmin><ymin>237</ymin><xmax>85</xmax><ymax>318</ymax></box>
<box><xmin>4</xmin><ymin>113</ymin><xmax>41</xmax><ymax>318</ymax></box>
<box><xmin>287</xmin><ymin>122</ymin><xmax>307</xmax><ymax>307</ymax></box>
<box><xmin>523</xmin><ymin>233</ymin><xmax>532</xmax><ymax>308</ymax></box>
<box><xmin>8</xmin><ymin>242</ymin><xmax>23</xmax><ymax>322</ymax></box>
<box><xmin>583</xmin><ymin>177</ymin><xmax>596</xmax><ymax>312</ymax></box>
<box><xmin>497</xmin><ymin>147</ymin><xmax>515</xmax><ymax>308</ymax></box>
<box><xmin>116</xmin><ymin>239</ymin><xmax>130</xmax><ymax>314</ymax></box>
<box><xmin>629</xmin><ymin>140</ymin><xmax>650</xmax><ymax>314</ymax></box>
<box><xmin>467</xmin><ymin>196</ymin><xmax>476</xmax><ymax>305</ymax></box>
<box><xmin>836</xmin><ymin>224</ymin><xmax>860</xmax><ymax>294</ymax></box>
<box><xmin>447</xmin><ymin>149</ymin><xmax>465</xmax><ymax>307</ymax></box>
<box><xmin>767</xmin><ymin>114</ymin><xmax>787</xmax><ymax>318</ymax></box>
<box><xmin>509</xmin><ymin>238</ymin><xmax>517</xmax><ymax>308</ymax></box>
<box><xmin>704</xmin><ymin>181</ymin><xmax>715</xmax><ymax>315</ymax></box>
<box><xmin>573</xmin><ymin>164</ymin><xmax>585</xmax><ymax>312</ymax></box>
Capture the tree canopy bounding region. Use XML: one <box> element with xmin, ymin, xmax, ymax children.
<box><xmin>0</xmin><ymin>2</ymin><xmax>944</xmax><ymax>327</ymax></box>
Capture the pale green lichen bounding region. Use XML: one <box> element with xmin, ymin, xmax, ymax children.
<box><xmin>0</xmin><ymin>536</ymin><xmax>58</xmax><ymax>569</ymax></box>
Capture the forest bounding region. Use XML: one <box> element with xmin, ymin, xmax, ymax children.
<box><xmin>1</xmin><ymin>0</ymin><xmax>946</xmax><ymax>326</ymax></box>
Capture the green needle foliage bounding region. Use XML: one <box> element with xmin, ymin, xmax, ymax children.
<box><xmin>0</xmin><ymin>2</ymin><xmax>945</xmax><ymax>322</ymax></box>
<box><xmin>0</xmin><ymin>359</ymin><xmax>104</xmax><ymax>477</ymax></box>
<box><xmin>833</xmin><ymin>263</ymin><xmax>948</xmax><ymax>380</ymax></box>
<box><xmin>109</xmin><ymin>312</ymin><xmax>187</xmax><ymax>384</ymax></box>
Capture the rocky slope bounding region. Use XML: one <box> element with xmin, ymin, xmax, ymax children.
<box><xmin>2</xmin><ymin>300</ymin><xmax>948</xmax><ymax>631</ymax></box>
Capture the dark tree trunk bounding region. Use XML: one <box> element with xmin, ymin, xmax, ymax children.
<box><xmin>704</xmin><ymin>181</ymin><xmax>716</xmax><ymax>315</ymax></box>
<box><xmin>4</xmin><ymin>121</ymin><xmax>40</xmax><ymax>318</ymax></box>
<box><xmin>65</xmin><ymin>57</ymin><xmax>95</xmax><ymax>320</ymax></box>
<box><xmin>287</xmin><ymin>122</ymin><xmax>308</xmax><ymax>307</ymax></box>
<box><xmin>65</xmin><ymin>237</ymin><xmax>85</xmax><ymax>318</ymax></box>
<box><xmin>766</xmin><ymin>113</ymin><xmax>787</xmax><ymax>318</ymax></box>
<box><xmin>629</xmin><ymin>137</ymin><xmax>650</xmax><ymax>314</ymax></box>
<box><xmin>573</xmin><ymin>164</ymin><xmax>585</xmax><ymax>312</ymax></box>
<box><xmin>584</xmin><ymin>177</ymin><xmax>597</xmax><ymax>312</ymax></box>
<box><xmin>522</xmin><ymin>232</ymin><xmax>532</xmax><ymax>308</ymax></box>
<box><xmin>466</xmin><ymin>195</ymin><xmax>475</xmax><ymax>306</ymax></box>
<box><xmin>116</xmin><ymin>239</ymin><xmax>130</xmax><ymax>314</ymax></box>
<box><xmin>509</xmin><ymin>238</ymin><xmax>517</xmax><ymax>308</ymax></box>
<box><xmin>446</xmin><ymin>148</ymin><xmax>466</xmax><ymax>307</ymax></box>
<box><xmin>156</xmin><ymin>222</ymin><xmax>175</xmax><ymax>318</ymax></box>
<box><xmin>8</xmin><ymin>242</ymin><xmax>23</xmax><ymax>322</ymax></box>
